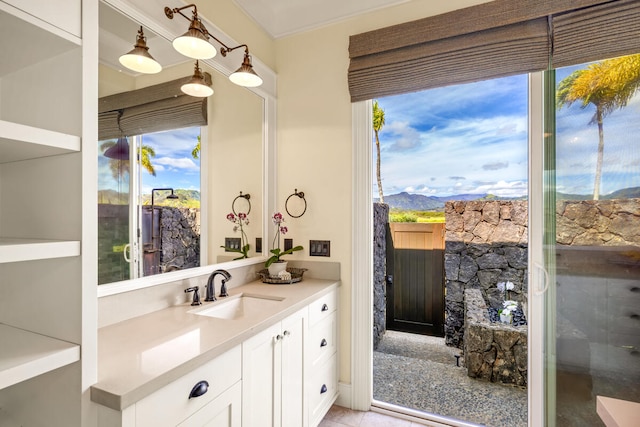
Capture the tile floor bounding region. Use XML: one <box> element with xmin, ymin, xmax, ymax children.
<box><xmin>319</xmin><ymin>405</ymin><xmax>425</xmax><ymax>427</ymax></box>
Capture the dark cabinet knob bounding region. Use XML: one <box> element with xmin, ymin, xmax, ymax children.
<box><xmin>631</xmin><ymin>314</ymin><xmax>639</xmax><ymax>320</ymax></box>
<box><xmin>320</xmin><ymin>384</ymin><xmax>328</xmax><ymax>394</ymax></box>
<box><xmin>321</xmin><ymin>304</ymin><xmax>329</xmax><ymax>312</ymax></box>
<box><xmin>189</xmin><ymin>380</ymin><xmax>209</xmax><ymax>399</ymax></box>
<box><xmin>320</xmin><ymin>338</ymin><xmax>328</xmax><ymax>347</ymax></box>
<box><xmin>630</xmin><ymin>287</ymin><xmax>639</xmax><ymax>293</ymax></box>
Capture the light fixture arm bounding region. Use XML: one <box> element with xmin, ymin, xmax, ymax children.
<box><xmin>220</xmin><ymin>44</ymin><xmax>249</xmax><ymax>58</ymax></box>
<box><xmin>164</xmin><ymin>4</ymin><xmax>252</xmax><ymax>58</ymax></box>
<box><xmin>164</xmin><ymin>3</ymin><xmax>200</xmax><ymax>23</ymax></box>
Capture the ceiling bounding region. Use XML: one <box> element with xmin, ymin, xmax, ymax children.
<box><xmin>232</xmin><ymin>0</ymin><xmax>410</xmax><ymax>39</ymax></box>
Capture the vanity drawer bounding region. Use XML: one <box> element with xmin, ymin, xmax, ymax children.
<box><xmin>136</xmin><ymin>345</ymin><xmax>241</xmax><ymax>427</ymax></box>
<box><xmin>308</xmin><ymin>312</ymin><xmax>337</xmax><ymax>368</ymax></box>
<box><xmin>308</xmin><ymin>355</ymin><xmax>338</xmax><ymax>427</ymax></box>
<box><xmin>309</xmin><ymin>290</ymin><xmax>337</xmax><ymax>326</ymax></box>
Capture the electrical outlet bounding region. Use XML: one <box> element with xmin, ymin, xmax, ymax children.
<box><xmin>284</xmin><ymin>238</ymin><xmax>293</xmax><ymax>251</ymax></box>
<box><xmin>224</xmin><ymin>237</ymin><xmax>241</xmax><ymax>251</ymax></box>
<box><xmin>309</xmin><ymin>240</ymin><xmax>330</xmax><ymax>257</ymax></box>
<box><xmin>255</xmin><ymin>237</ymin><xmax>262</xmax><ymax>253</ymax></box>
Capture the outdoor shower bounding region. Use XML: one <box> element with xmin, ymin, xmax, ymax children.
<box><xmin>143</xmin><ymin>188</ymin><xmax>179</xmax><ymax>275</ymax></box>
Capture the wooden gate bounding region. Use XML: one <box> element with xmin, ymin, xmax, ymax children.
<box><xmin>386</xmin><ymin>222</ymin><xmax>445</xmax><ymax>336</ymax></box>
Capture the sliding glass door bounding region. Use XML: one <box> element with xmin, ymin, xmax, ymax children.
<box><xmin>542</xmin><ymin>56</ymin><xmax>640</xmax><ymax>426</ymax></box>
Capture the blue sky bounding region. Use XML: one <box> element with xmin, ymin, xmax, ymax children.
<box><xmin>375</xmin><ymin>64</ymin><xmax>640</xmax><ymax>198</ymax></box>
<box><xmin>99</xmin><ymin>127</ymin><xmax>201</xmax><ymax>195</ymax></box>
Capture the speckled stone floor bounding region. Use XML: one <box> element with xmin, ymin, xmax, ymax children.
<box><xmin>373</xmin><ymin>331</ymin><xmax>527</xmax><ymax>427</ymax></box>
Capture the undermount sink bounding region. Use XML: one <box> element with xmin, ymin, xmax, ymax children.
<box><xmin>190</xmin><ymin>293</ymin><xmax>285</xmax><ymax>320</ymax></box>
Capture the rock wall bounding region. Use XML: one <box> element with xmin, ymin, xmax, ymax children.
<box><xmin>444</xmin><ymin>201</ymin><xmax>528</xmax><ymax>348</ymax></box>
<box><xmin>160</xmin><ymin>207</ymin><xmax>200</xmax><ymax>272</ymax></box>
<box><xmin>373</xmin><ymin>203</ymin><xmax>389</xmax><ymax>350</ymax></box>
<box><xmin>556</xmin><ymin>199</ymin><xmax>640</xmax><ymax>246</ymax></box>
<box><xmin>464</xmin><ymin>289</ymin><xmax>528</xmax><ymax>387</ymax></box>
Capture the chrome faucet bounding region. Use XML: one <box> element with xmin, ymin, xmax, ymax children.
<box><xmin>205</xmin><ymin>269</ymin><xmax>232</xmax><ymax>301</ymax></box>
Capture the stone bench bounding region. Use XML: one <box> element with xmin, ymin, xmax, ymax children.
<box><xmin>463</xmin><ymin>288</ymin><xmax>528</xmax><ymax>387</ymax></box>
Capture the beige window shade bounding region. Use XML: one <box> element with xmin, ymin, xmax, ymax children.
<box><xmin>349</xmin><ymin>18</ymin><xmax>549</xmax><ymax>102</ymax></box>
<box><xmin>348</xmin><ymin>0</ymin><xmax>635</xmax><ymax>102</ymax></box>
<box><xmin>98</xmin><ymin>74</ymin><xmax>210</xmax><ymax>141</ymax></box>
<box><xmin>552</xmin><ymin>0</ymin><xmax>640</xmax><ymax>69</ymax></box>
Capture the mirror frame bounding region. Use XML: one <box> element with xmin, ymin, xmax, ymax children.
<box><xmin>97</xmin><ymin>0</ymin><xmax>276</xmax><ymax>297</ymax></box>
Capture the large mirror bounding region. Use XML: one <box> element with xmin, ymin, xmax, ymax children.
<box><xmin>97</xmin><ymin>0</ymin><xmax>265</xmax><ymax>290</ymax></box>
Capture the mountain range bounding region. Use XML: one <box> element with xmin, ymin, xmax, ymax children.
<box><xmin>377</xmin><ymin>187</ymin><xmax>640</xmax><ymax>211</ymax></box>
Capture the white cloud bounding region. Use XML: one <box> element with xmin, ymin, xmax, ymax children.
<box><xmin>154</xmin><ymin>157</ymin><xmax>199</xmax><ymax>172</ymax></box>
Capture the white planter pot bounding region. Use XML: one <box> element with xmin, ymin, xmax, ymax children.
<box><xmin>500</xmin><ymin>312</ymin><xmax>513</xmax><ymax>324</ymax></box>
<box><xmin>268</xmin><ymin>261</ymin><xmax>288</xmax><ymax>276</ymax></box>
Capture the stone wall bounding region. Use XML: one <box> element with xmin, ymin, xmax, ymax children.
<box><xmin>373</xmin><ymin>203</ymin><xmax>389</xmax><ymax>350</ymax></box>
<box><xmin>160</xmin><ymin>207</ymin><xmax>200</xmax><ymax>272</ymax></box>
<box><xmin>464</xmin><ymin>289</ymin><xmax>528</xmax><ymax>387</ymax></box>
<box><xmin>444</xmin><ymin>201</ymin><xmax>528</xmax><ymax>348</ymax></box>
<box><xmin>556</xmin><ymin>199</ymin><xmax>640</xmax><ymax>246</ymax></box>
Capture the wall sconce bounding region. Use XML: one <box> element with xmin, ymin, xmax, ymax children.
<box><xmin>164</xmin><ymin>3</ymin><xmax>263</xmax><ymax>88</ymax></box>
<box><xmin>181</xmin><ymin>61</ymin><xmax>214</xmax><ymax>97</ymax></box>
<box><xmin>119</xmin><ymin>26</ymin><xmax>162</xmax><ymax>74</ymax></box>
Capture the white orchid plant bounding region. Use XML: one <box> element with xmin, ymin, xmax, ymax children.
<box><xmin>497</xmin><ymin>281</ymin><xmax>517</xmax><ymax>321</ymax></box>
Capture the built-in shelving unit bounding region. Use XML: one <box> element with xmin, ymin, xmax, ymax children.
<box><xmin>0</xmin><ymin>324</ymin><xmax>80</xmax><ymax>390</ymax></box>
<box><xmin>0</xmin><ymin>0</ymin><xmax>95</xmax><ymax>424</ymax></box>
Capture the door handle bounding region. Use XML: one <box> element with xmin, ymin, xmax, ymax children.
<box><xmin>533</xmin><ymin>262</ymin><xmax>549</xmax><ymax>296</ymax></box>
<box><xmin>123</xmin><ymin>243</ymin><xmax>131</xmax><ymax>263</ymax></box>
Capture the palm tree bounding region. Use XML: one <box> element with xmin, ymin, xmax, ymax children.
<box><xmin>139</xmin><ymin>145</ymin><xmax>156</xmax><ymax>176</ymax></box>
<box><xmin>373</xmin><ymin>100</ymin><xmax>386</xmax><ymax>203</ymax></box>
<box><xmin>556</xmin><ymin>54</ymin><xmax>640</xmax><ymax>200</ymax></box>
<box><xmin>192</xmin><ymin>135</ymin><xmax>201</xmax><ymax>159</ymax></box>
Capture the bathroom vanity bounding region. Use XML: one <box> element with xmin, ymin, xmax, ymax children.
<box><xmin>92</xmin><ymin>279</ymin><xmax>339</xmax><ymax>427</ymax></box>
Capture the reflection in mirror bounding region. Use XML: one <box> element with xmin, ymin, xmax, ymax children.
<box><xmin>98</xmin><ymin>1</ymin><xmax>263</xmax><ymax>287</ymax></box>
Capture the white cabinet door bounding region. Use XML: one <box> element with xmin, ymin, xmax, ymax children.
<box><xmin>281</xmin><ymin>309</ymin><xmax>306</xmax><ymax>427</ymax></box>
<box><xmin>242</xmin><ymin>322</ymin><xmax>281</xmax><ymax>427</ymax></box>
<box><xmin>178</xmin><ymin>382</ymin><xmax>242</xmax><ymax>427</ymax></box>
<box><xmin>242</xmin><ymin>308</ymin><xmax>307</xmax><ymax>427</ymax></box>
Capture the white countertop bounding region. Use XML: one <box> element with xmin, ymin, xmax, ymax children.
<box><xmin>91</xmin><ymin>278</ymin><xmax>339</xmax><ymax>411</ymax></box>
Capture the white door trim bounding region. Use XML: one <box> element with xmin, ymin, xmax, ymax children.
<box><xmin>351</xmin><ymin>100</ymin><xmax>374</xmax><ymax>411</ymax></box>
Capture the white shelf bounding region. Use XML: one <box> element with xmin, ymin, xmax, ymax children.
<box><xmin>0</xmin><ymin>120</ymin><xmax>81</xmax><ymax>164</ymax></box>
<box><xmin>0</xmin><ymin>323</ymin><xmax>80</xmax><ymax>390</ymax></box>
<box><xmin>0</xmin><ymin>238</ymin><xmax>80</xmax><ymax>263</ymax></box>
<box><xmin>0</xmin><ymin>4</ymin><xmax>80</xmax><ymax>78</ymax></box>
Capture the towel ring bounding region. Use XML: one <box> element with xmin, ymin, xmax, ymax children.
<box><xmin>285</xmin><ymin>189</ymin><xmax>307</xmax><ymax>218</ymax></box>
<box><xmin>232</xmin><ymin>192</ymin><xmax>251</xmax><ymax>215</ymax></box>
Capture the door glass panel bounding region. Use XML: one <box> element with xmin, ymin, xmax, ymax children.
<box><xmin>98</xmin><ymin>137</ymin><xmax>131</xmax><ymax>284</ymax></box>
<box><xmin>544</xmin><ymin>54</ymin><xmax>640</xmax><ymax>426</ymax></box>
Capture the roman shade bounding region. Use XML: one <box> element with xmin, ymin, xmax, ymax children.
<box><xmin>98</xmin><ymin>73</ymin><xmax>210</xmax><ymax>141</ymax></box>
<box><xmin>348</xmin><ymin>0</ymin><xmax>640</xmax><ymax>102</ymax></box>
<box><xmin>552</xmin><ymin>0</ymin><xmax>640</xmax><ymax>68</ymax></box>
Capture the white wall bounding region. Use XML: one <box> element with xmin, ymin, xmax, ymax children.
<box><xmin>274</xmin><ymin>0</ymin><xmax>493</xmax><ymax>386</ymax></box>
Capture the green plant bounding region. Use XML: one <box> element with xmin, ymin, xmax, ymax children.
<box><xmin>389</xmin><ymin>211</ymin><xmax>418</xmax><ymax>222</ymax></box>
<box><xmin>265</xmin><ymin>212</ymin><xmax>303</xmax><ymax>267</ymax></box>
<box><xmin>221</xmin><ymin>212</ymin><xmax>250</xmax><ymax>259</ymax></box>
